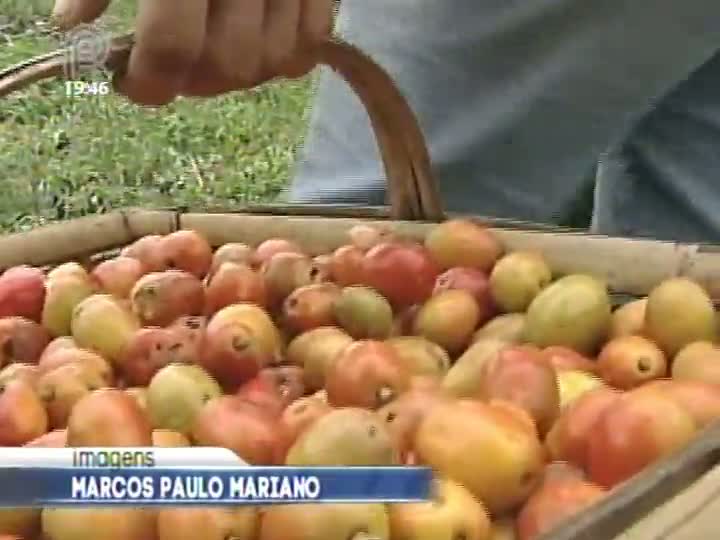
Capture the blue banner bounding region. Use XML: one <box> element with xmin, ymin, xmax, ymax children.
<box><xmin>0</xmin><ymin>467</ymin><xmax>432</xmax><ymax>507</ymax></box>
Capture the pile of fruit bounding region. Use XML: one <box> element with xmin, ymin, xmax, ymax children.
<box><xmin>0</xmin><ymin>218</ymin><xmax>719</xmax><ymax>540</ymax></box>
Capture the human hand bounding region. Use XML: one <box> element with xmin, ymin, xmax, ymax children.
<box><xmin>51</xmin><ymin>0</ymin><xmax>334</xmax><ymax>105</ymax></box>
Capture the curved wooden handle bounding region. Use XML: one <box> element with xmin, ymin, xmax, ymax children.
<box><xmin>0</xmin><ymin>34</ymin><xmax>445</xmax><ymax>222</ymax></box>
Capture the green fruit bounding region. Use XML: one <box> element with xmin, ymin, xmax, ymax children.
<box><xmin>146</xmin><ymin>364</ymin><xmax>222</xmax><ymax>434</ymax></box>
<box><xmin>285</xmin><ymin>407</ymin><xmax>399</xmax><ymax>466</ymax></box>
<box><xmin>334</xmin><ymin>286</ymin><xmax>394</xmax><ymax>339</ymax></box>
<box><xmin>524</xmin><ymin>274</ymin><xmax>611</xmax><ymax>355</ymax></box>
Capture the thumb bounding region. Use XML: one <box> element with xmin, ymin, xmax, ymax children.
<box><xmin>52</xmin><ymin>0</ymin><xmax>112</xmax><ymax>30</ymax></box>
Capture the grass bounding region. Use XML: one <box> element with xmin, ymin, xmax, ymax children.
<box><xmin>0</xmin><ymin>0</ymin><xmax>313</xmax><ymax>232</ymax></box>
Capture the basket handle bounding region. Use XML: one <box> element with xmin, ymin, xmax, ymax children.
<box><xmin>0</xmin><ymin>34</ymin><xmax>445</xmax><ymax>222</ymax></box>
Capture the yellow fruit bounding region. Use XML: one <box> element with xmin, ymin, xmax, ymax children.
<box><xmin>672</xmin><ymin>341</ymin><xmax>720</xmax><ymax>384</ymax></box>
<box><xmin>413</xmin><ymin>290</ymin><xmax>480</xmax><ymax>354</ymax></box>
<box><xmin>556</xmin><ymin>370</ymin><xmax>607</xmax><ymax>409</ymax></box>
<box><xmin>386</xmin><ymin>336</ymin><xmax>451</xmax><ymax>379</ymax></box>
<box><xmin>388</xmin><ymin>478</ymin><xmax>492</xmax><ymax>540</ymax></box>
<box><xmin>472</xmin><ymin>313</ymin><xmax>526</xmax><ymax>344</ymax></box>
<box><xmin>489</xmin><ymin>251</ymin><xmax>552</xmax><ymax>313</ymax></box>
<box><xmin>609</xmin><ymin>298</ymin><xmax>647</xmax><ymax>339</ymax></box>
<box><xmin>414</xmin><ymin>399</ymin><xmax>545</xmax><ymax>515</ymax></box>
<box><xmin>70</xmin><ymin>295</ymin><xmax>140</xmax><ymax>363</ymax></box>
<box><xmin>645</xmin><ymin>278</ymin><xmax>716</xmax><ymax>358</ymax></box>
<box><xmin>42</xmin><ymin>276</ymin><xmax>96</xmax><ymax>337</ymax></box>
<box><xmin>211</xmin><ymin>303</ymin><xmax>283</xmax><ymax>360</ymax></box>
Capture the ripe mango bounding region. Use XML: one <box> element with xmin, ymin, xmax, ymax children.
<box><xmin>42</xmin><ymin>276</ymin><xmax>96</xmax><ymax>337</ymax></box>
<box><xmin>70</xmin><ymin>295</ymin><xmax>140</xmax><ymax>363</ymax></box>
<box><xmin>645</xmin><ymin>277</ymin><xmax>716</xmax><ymax>358</ymax></box>
<box><xmin>285</xmin><ymin>407</ymin><xmax>399</xmax><ymax>466</ymax></box>
<box><xmin>524</xmin><ymin>275</ymin><xmax>611</xmax><ymax>355</ymax></box>
<box><xmin>489</xmin><ymin>251</ymin><xmax>552</xmax><ymax>313</ymax></box>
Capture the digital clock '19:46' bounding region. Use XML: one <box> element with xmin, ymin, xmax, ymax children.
<box><xmin>64</xmin><ymin>80</ymin><xmax>111</xmax><ymax>97</ymax></box>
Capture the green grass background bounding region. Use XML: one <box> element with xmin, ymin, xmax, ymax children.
<box><xmin>0</xmin><ymin>0</ymin><xmax>312</xmax><ymax>232</ymax></box>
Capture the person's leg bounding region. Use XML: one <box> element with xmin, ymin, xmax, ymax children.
<box><xmin>288</xmin><ymin>0</ymin><xmax>720</xmax><ymax>227</ymax></box>
<box><xmin>592</xmin><ymin>51</ymin><xmax>720</xmax><ymax>243</ymax></box>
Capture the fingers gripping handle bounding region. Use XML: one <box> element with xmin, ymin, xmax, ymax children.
<box><xmin>0</xmin><ymin>35</ymin><xmax>445</xmax><ymax>222</ymax></box>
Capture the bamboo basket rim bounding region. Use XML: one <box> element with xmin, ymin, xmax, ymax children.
<box><xmin>2</xmin><ymin>205</ymin><xmax>720</xmax><ymax>307</ymax></box>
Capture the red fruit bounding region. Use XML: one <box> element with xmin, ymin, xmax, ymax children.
<box><xmin>517</xmin><ymin>467</ymin><xmax>607</xmax><ymax>540</ymax></box>
<box><xmin>66</xmin><ymin>388</ymin><xmax>153</xmax><ymax>446</ymax></box>
<box><xmin>253</xmin><ymin>238</ymin><xmax>304</xmax><ymax>267</ymax></box>
<box><xmin>478</xmin><ymin>345</ymin><xmax>560</xmax><ymax>436</ymax></box>
<box><xmin>89</xmin><ymin>256</ymin><xmax>145</xmax><ymax>298</ymax></box>
<box><xmin>0</xmin><ymin>379</ymin><xmax>48</xmax><ymax>445</ymax></box>
<box><xmin>541</xmin><ymin>346</ymin><xmax>598</xmax><ymax>374</ymax></box>
<box><xmin>170</xmin><ymin>315</ymin><xmax>208</xmax><ymax>348</ymax></box>
<box><xmin>191</xmin><ymin>396</ymin><xmax>285</xmax><ymax>465</ymax></box>
<box><xmin>545</xmin><ymin>387</ymin><xmax>621</xmax><ymax>470</ymax></box>
<box><xmin>540</xmin><ymin>461</ymin><xmax>588</xmax><ymax>483</ymax></box>
<box><xmin>130</xmin><ymin>270</ymin><xmax>205</xmax><ymax>326</ymax></box>
<box><xmin>0</xmin><ymin>317</ymin><xmax>50</xmax><ymax>367</ymax></box>
<box><xmin>637</xmin><ymin>379</ymin><xmax>720</xmax><ymax>429</ymax></box>
<box><xmin>24</xmin><ymin>428</ymin><xmax>67</xmax><ymax>447</ymax></box>
<box><xmin>433</xmin><ymin>267</ymin><xmax>496</xmax><ymax>324</ymax></box>
<box><xmin>325</xmin><ymin>340</ymin><xmax>412</xmax><ymax>409</ymax></box>
<box><xmin>204</xmin><ymin>262</ymin><xmax>267</xmax><ymax>315</ymax></box>
<box><xmin>363</xmin><ymin>242</ymin><xmax>440</xmax><ymax>307</ymax></box>
<box><xmin>119</xmin><ymin>327</ymin><xmax>200</xmax><ymax>387</ymax></box>
<box><xmin>330</xmin><ymin>245</ymin><xmax>366</xmax><ymax>286</ymax></box>
<box><xmin>120</xmin><ymin>235</ymin><xmax>167</xmax><ymax>272</ymax></box>
<box><xmin>0</xmin><ymin>266</ymin><xmax>46</xmax><ymax>322</ymax></box>
<box><xmin>199</xmin><ymin>319</ymin><xmax>274</xmax><ymax>391</ymax></box>
<box><xmin>236</xmin><ymin>366</ymin><xmax>306</xmax><ymax>416</ymax></box>
<box><xmin>158</xmin><ymin>230</ymin><xmax>213</xmax><ymax>278</ymax></box>
<box><xmin>282</xmin><ymin>283</ymin><xmax>341</xmax><ymax>334</ymax></box>
<box><xmin>587</xmin><ymin>390</ymin><xmax>697</xmax><ymax>488</ymax></box>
